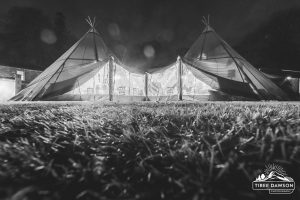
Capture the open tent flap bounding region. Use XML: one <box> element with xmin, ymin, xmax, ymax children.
<box><xmin>69</xmin><ymin>61</ymin><xmax>110</xmax><ymax>96</ymax></box>
<box><xmin>184</xmin><ymin>60</ymin><xmax>258</xmax><ymax>98</ymax></box>
<box><xmin>191</xmin><ymin>59</ymin><xmax>245</xmax><ymax>82</ymax></box>
<box><xmin>36</xmin><ymin>61</ymin><xmax>108</xmax><ymax>99</ymax></box>
<box><xmin>181</xmin><ymin>62</ymin><xmax>212</xmax><ymax>97</ymax></box>
<box><xmin>181</xmin><ymin>60</ymin><xmax>257</xmax><ymax>100</ymax></box>
<box><xmin>113</xmin><ymin>62</ymin><xmax>145</xmax><ymax>96</ymax></box>
<box><xmin>43</xmin><ymin>62</ymin><xmax>110</xmax><ymax>101</ymax></box>
<box><xmin>148</xmin><ymin>61</ymin><xmax>179</xmax><ymax>100</ymax></box>
<box><xmin>183</xmin><ymin>61</ymin><xmax>219</xmax><ymax>89</ymax></box>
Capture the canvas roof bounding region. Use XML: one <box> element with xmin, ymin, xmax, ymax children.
<box><xmin>184</xmin><ymin>22</ymin><xmax>290</xmax><ymax>100</ymax></box>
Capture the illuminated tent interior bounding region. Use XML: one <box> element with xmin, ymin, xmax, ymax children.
<box><xmin>10</xmin><ymin>18</ymin><xmax>213</xmax><ymax>102</ymax></box>
<box><xmin>147</xmin><ymin>57</ymin><xmax>212</xmax><ymax>101</ymax></box>
<box><xmin>10</xmin><ymin>17</ymin><xmax>291</xmax><ymax>102</ymax></box>
<box><xmin>184</xmin><ymin>18</ymin><xmax>290</xmax><ymax>101</ymax></box>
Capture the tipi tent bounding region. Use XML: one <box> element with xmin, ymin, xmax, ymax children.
<box><xmin>10</xmin><ymin>18</ymin><xmax>146</xmax><ymax>101</ymax></box>
<box><xmin>184</xmin><ymin>19</ymin><xmax>290</xmax><ymax>101</ymax></box>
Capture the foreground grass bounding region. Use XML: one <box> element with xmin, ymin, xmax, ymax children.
<box><xmin>0</xmin><ymin>101</ymin><xmax>299</xmax><ymax>200</ymax></box>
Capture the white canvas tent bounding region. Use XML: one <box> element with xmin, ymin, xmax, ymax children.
<box><xmin>10</xmin><ymin>18</ymin><xmax>146</xmax><ymax>102</ymax></box>
<box><xmin>11</xmin><ymin>18</ymin><xmax>290</xmax><ymax>102</ymax></box>
<box><xmin>184</xmin><ymin>19</ymin><xmax>290</xmax><ymax>101</ymax></box>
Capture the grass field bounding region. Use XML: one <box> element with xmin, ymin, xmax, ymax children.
<box><xmin>0</xmin><ymin>101</ymin><xmax>299</xmax><ymax>200</ymax></box>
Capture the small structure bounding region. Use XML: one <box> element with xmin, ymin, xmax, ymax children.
<box><xmin>0</xmin><ymin>65</ymin><xmax>41</xmax><ymax>101</ymax></box>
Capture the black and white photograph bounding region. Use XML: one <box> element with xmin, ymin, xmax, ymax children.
<box><xmin>0</xmin><ymin>0</ymin><xmax>299</xmax><ymax>199</ymax></box>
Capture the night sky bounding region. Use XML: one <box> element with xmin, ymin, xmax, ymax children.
<box><xmin>1</xmin><ymin>0</ymin><xmax>300</xmax><ymax>71</ymax></box>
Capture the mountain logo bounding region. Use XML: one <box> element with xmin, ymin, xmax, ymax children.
<box><xmin>252</xmin><ymin>164</ymin><xmax>295</xmax><ymax>194</ymax></box>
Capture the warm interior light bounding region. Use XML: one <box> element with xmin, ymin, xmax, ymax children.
<box><xmin>0</xmin><ymin>79</ymin><xmax>15</xmax><ymax>101</ymax></box>
<box><xmin>286</xmin><ymin>76</ymin><xmax>292</xmax><ymax>80</ymax></box>
<box><xmin>115</xmin><ymin>75</ymin><xmax>121</xmax><ymax>80</ymax></box>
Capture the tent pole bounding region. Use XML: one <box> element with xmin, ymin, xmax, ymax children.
<box><xmin>199</xmin><ymin>28</ymin><xmax>207</xmax><ymax>60</ymax></box>
<box><xmin>298</xmin><ymin>78</ymin><xmax>300</xmax><ymax>94</ymax></box>
<box><xmin>92</xmin><ymin>19</ymin><xmax>98</xmax><ymax>102</ymax></box>
<box><xmin>129</xmin><ymin>73</ymin><xmax>131</xmax><ymax>95</ymax></box>
<box><xmin>92</xmin><ymin>27</ymin><xmax>99</xmax><ymax>61</ymax></box>
<box><xmin>109</xmin><ymin>56</ymin><xmax>114</xmax><ymax>101</ymax></box>
<box><xmin>214</xmin><ymin>32</ymin><xmax>245</xmax><ymax>83</ymax></box>
<box><xmin>144</xmin><ymin>73</ymin><xmax>149</xmax><ymax>101</ymax></box>
<box><xmin>238</xmin><ymin>66</ymin><xmax>263</xmax><ymax>99</ymax></box>
<box><xmin>178</xmin><ymin>56</ymin><xmax>183</xmax><ymax>101</ymax></box>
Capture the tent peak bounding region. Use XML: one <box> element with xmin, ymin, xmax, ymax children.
<box><xmin>201</xmin><ymin>15</ymin><xmax>214</xmax><ymax>32</ymax></box>
<box><xmin>86</xmin><ymin>16</ymin><xmax>96</xmax><ymax>29</ymax></box>
<box><xmin>202</xmin><ymin>15</ymin><xmax>210</xmax><ymax>27</ymax></box>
